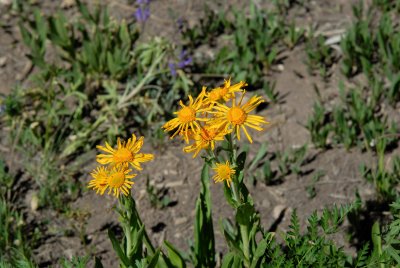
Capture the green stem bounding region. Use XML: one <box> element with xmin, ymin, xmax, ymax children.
<box><xmin>228</xmin><ymin>136</ymin><xmax>250</xmax><ymax>267</ymax></box>
<box><xmin>240</xmin><ymin>225</ymin><xmax>250</xmax><ymax>266</ymax></box>
<box><xmin>125</xmin><ymin>224</ymin><xmax>132</xmax><ymax>257</ymax></box>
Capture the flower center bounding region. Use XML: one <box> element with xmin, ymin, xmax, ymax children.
<box><xmin>114</xmin><ymin>148</ymin><xmax>133</xmax><ymax>163</ymax></box>
<box><xmin>219</xmin><ymin>87</ymin><xmax>228</xmax><ymax>98</ymax></box>
<box><xmin>178</xmin><ymin>106</ymin><xmax>196</xmax><ymax>123</ymax></box>
<box><xmin>217</xmin><ymin>165</ymin><xmax>232</xmax><ymax>180</ymax></box>
<box><xmin>208</xmin><ymin>89</ymin><xmax>221</xmax><ymax>101</ymax></box>
<box><xmin>108</xmin><ymin>171</ymin><xmax>125</xmax><ymax>188</ymax></box>
<box><xmin>227</xmin><ymin>107</ymin><xmax>247</xmax><ymax>125</ymax></box>
<box><xmin>200</xmin><ymin>128</ymin><xmax>217</xmax><ymax>141</ymax></box>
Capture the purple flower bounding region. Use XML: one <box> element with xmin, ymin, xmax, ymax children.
<box><xmin>134</xmin><ymin>0</ymin><xmax>150</xmax><ymax>23</ymax></box>
<box><xmin>136</xmin><ymin>0</ymin><xmax>150</xmax><ymax>4</ymax></box>
<box><xmin>169</xmin><ymin>49</ymin><xmax>192</xmax><ymax>77</ymax></box>
<box><xmin>169</xmin><ymin>62</ymin><xmax>177</xmax><ymax>77</ymax></box>
<box><xmin>135</xmin><ymin>7</ymin><xmax>150</xmax><ymax>22</ymax></box>
<box><xmin>177</xmin><ymin>50</ymin><xmax>192</xmax><ymax>68</ymax></box>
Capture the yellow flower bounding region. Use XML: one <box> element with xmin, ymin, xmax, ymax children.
<box><xmin>208</xmin><ymin>92</ymin><xmax>268</xmax><ymax>143</ymax></box>
<box><xmin>162</xmin><ymin>87</ymin><xmax>209</xmax><ymax>143</ymax></box>
<box><xmin>88</xmin><ymin>165</ymin><xmax>136</xmax><ymax>198</ymax></box>
<box><xmin>96</xmin><ymin>134</ymin><xmax>154</xmax><ymax>170</ymax></box>
<box><xmin>204</xmin><ymin>78</ymin><xmax>246</xmax><ymax>106</ymax></box>
<box><xmin>88</xmin><ymin>166</ymin><xmax>109</xmax><ymax>195</ymax></box>
<box><xmin>106</xmin><ymin>164</ymin><xmax>136</xmax><ymax>198</ymax></box>
<box><xmin>183</xmin><ymin>125</ymin><xmax>227</xmax><ymax>158</ymax></box>
<box><xmin>212</xmin><ymin>161</ymin><xmax>235</xmax><ymax>187</ymax></box>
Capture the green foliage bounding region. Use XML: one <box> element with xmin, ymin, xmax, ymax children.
<box><xmin>20</xmin><ymin>2</ymin><xmax>139</xmax><ymax>81</ymax></box>
<box><xmin>305</xmin><ymin>34</ymin><xmax>338</xmax><ymax>79</ymax></box>
<box><xmin>60</xmin><ymin>256</ymin><xmax>90</xmax><ymax>268</ymax></box>
<box><xmin>276</xmin><ymin>144</ymin><xmax>308</xmax><ymax>177</ymax></box>
<box><xmin>10</xmin><ymin>1</ymin><xmax>192</xmax><ymax>211</ymax></box>
<box><xmin>100</xmin><ymin>195</ymin><xmax>168</xmax><ymax>268</ymax></box>
<box><xmin>308</xmin><ymin>82</ymin><xmax>398</xmax><ymax>151</ymax></box>
<box><xmin>190</xmin><ymin>164</ymin><xmax>216</xmax><ymax>267</ymax></box>
<box><xmin>306</xmin><ymin>171</ymin><xmax>325</xmax><ymax>199</ymax></box>
<box><xmin>360</xmin><ymin>138</ymin><xmax>400</xmax><ymax>202</ymax></box>
<box><xmin>306</xmin><ymin>100</ymin><xmax>331</xmax><ymax>149</ymax></box>
<box><xmin>341</xmin><ymin>4</ymin><xmax>400</xmax><ymax>103</ymax></box>
<box><xmin>0</xmin><ymin>198</ymin><xmax>35</xmax><ymax>267</ymax></box>
<box><xmin>0</xmin><ymin>160</ymin><xmax>15</xmax><ymax>200</ymax></box>
<box><xmin>204</xmin><ymin>3</ymin><xmax>283</xmax><ymax>87</ymax></box>
<box><xmin>180</xmin><ymin>5</ymin><xmax>231</xmax><ymax>48</ymax></box>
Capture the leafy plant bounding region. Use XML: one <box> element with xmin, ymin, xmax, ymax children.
<box><xmin>360</xmin><ymin>138</ymin><xmax>400</xmax><ymax>202</ymax></box>
<box><xmin>306</xmin><ymin>100</ymin><xmax>331</xmax><ymax>149</ymax></box>
<box><xmin>276</xmin><ymin>144</ymin><xmax>308</xmax><ymax>177</ymax></box>
<box><xmin>305</xmin><ymin>34</ymin><xmax>338</xmax><ymax>79</ymax></box>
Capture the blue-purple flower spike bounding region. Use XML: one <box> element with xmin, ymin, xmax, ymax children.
<box><xmin>135</xmin><ymin>0</ymin><xmax>150</xmax><ymax>22</ymax></box>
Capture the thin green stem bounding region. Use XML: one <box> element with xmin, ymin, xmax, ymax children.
<box><xmin>240</xmin><ymin>225</ymin><xmax>250</xmax><ymax>266</ymax></box>
<box><xmin>228</xmin><ymin>135</ymin><xmax>250</xmax><ymax>267</ymax></box>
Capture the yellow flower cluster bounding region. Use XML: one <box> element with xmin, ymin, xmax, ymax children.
<box><xmin>163</xmin><ymin>78</ymin><xmax>269</xmax><ymax>186</ymax></box>
<box><xmin>163</xmin><ymin>78</ymin><xmax>268</xmax><ymax>156</ymax></box>
<box><xmin>88</xmin><ymin>134</ymin><xmax>154</xmax><ymax>197</ymax></box>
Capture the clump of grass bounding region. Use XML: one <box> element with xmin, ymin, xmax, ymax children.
<box><xmin>305</xmin><ymin>34</ymin><xmax>339</xmax><ymax>80</ymax></box>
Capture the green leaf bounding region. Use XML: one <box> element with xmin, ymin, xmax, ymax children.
<box><xmin>237</xmin><ymin>151</ymin><xmax>247</xmax><ymax>172</ymax></box>
<box><xmin>236</xmin><ymin>202</ymin><xmax>255</xmax><ymax>225</ymax></box>
<box><xmin>146</xmin><ymin>248</ymin><xmax>161</xmax><ymax>268</ymax></box>
<box><xmin>34</xmin><ymin>9</ymin><xmax>47</xmax><ymax>42</ymax></box>
<box><xmin>76</xmin><ymin>0</ymin><xmax>94</xmax><ymax>22</ymax></box>
<box><xmin>371</xmin><ymin>221</ymin><xmax>382</xmax><ymax>259</ymax></box>
<box><xmin>131</xmin><ymin>225</ymin><xmax>145</xmax><ymax>259</ymax></box>
<box><xmin>386</xmin><ymin>246</ymin><xmax>400</xmax><ymax>265</ymax></box>
<box><xmin>250</xmin><ymin>238</ymin><xmax>269</xmax><ymax>268</ymax></box>
<box><xmin>108</xmin><ymin>229</ymin><xmax>130</xmax><ymax>267</ymax></box>
<box><xmin>119</xmin><ymin>21</ymin><xmax>131</xmax><ymax>45</ymax></box>
<box><xmin>248</xmin><ymin>143</ymin><xmax>268</xmax><ymax>170</ymax></box>
<box><xmin>221</xmin><ymin>252</ymin><xmax>235</xmax><ymax>268</ymax></box>
<box><xmin>164</xmin><ymin>241</ymin><xmax>186</xmax><ymax>268</ymax></box>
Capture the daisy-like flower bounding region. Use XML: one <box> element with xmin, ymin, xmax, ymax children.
<box><xmin>204</xmin><ymin>78</ymin><xmax>246</xmax><ymax>106</ymax></box>
<box><xmin>183</xmin><ymin>125</ymin><xmax>228</xmax><ymax>158</ymax></box>
<box><xmin>88</xmin><ymin>166</ymin><xmax>109</xmax><ymax>195</ymax></box>
<box><xmin>88</xmin><ymin>165</ymin><xmax>136</xmax><ymax>197</ymax></box>
<box><xmin>105</xmin><ymin>164</ymin><xmax>136</xmax><ymax>198</ymax></box>
<box><xmin>212</xmin><ymin>161</ymin><xmax>235</xmax><ymax>187</ymax></box>
<box><xmin>96</xmin><ymin>134</ymin><xmax>154</xmax><ymax>170</ymax></box>
<box><xmin>208</xmin><ymin>91</ymin><xmax>268</xmax><ymax>143</ymax></box>
<box><xmin>162</xmin><ymin>87</ymin><xmax>209</xmax><ymax>143</ymax></box>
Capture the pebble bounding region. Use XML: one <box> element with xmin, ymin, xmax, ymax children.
<box><xmin>261</xmin><ymin>199</ymin><xmax>270</xmax><ymax>208</ymax></box>
<box><xmin>272</xmin><ymin>204</ymin><xmax>286</xmax><ymax>220</ymax></box>
<box><xmin>174</xmin><ymin>217</ymin><xmax>187</xmax><ymax>226</ymax></box>
<box><xmin>61</xmin><ymin>0</ymin><xmax>75</xmax><ymax>8</ymax></box>
<box><xmin>0</xmin><ymin>0</ymin><xmax>12</xmax><ymax>6</ymax></box>
<box><xmin>0</xmin><ymin>57</ymin><xmax>6</xmax><ymax>67</ymax></box>
<box><xmin>30</xmin><ymin>193</ymin><xmax>39</xmax><ymax>212</ymax></box>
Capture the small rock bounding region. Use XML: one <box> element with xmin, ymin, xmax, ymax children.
<box><xmin>277</xmin><ymin>64</ymin><xmax>285</xmax><ymax>72</ymax></box>
<box><xmin>272</xmin><ymin>205</ymin><xmax>286</xmax><ymax>220</ymax></box>
<box><xmin>174</xmin><ymin>217</ymin><xmax>187</xmax><ymax>226</ymax></box>
<box><xmin>30</xmin><ymin>193</ymin><xmax>39</xmax><ymax>212</ymax></box>
<box><xmin>0</xmin><ymin>57</ymin><xmax>7</xmax><ymax>67</ymax></box>
<box><xmin>0</xmin><ymin>0</ymin><xmax>12</xmax><ymax>6</ymax></box>
<box><xmin>165</xmin><ymin>180</ymin><xmax>184</xmax><ymax>188</ymax></box>
<box><xmin>61</xmin><ymin>0</ymin><xmax>75</xmax><ymax>8</ymax></box>
<box><xmin>63</xmin><ymin>249</ymin><xmax>74</xmax><ymax>260</ymax></box>
<box><xmin>261</xmin><ymin>199</ymin><xmax>271</xmax><ymax>208</ymax></box>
